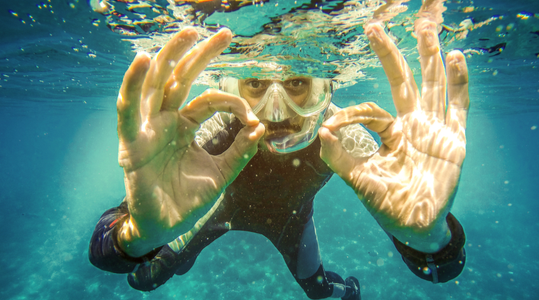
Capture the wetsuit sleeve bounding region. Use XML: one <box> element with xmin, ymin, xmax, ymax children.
<box><xmin>88</xmin><ymin>200</ymin><xmax>162</xmax><ymax>274</ymax></box>
<box><xmin>391</xmin><ymin>212</ymin><xmax>466</xmax><ymax>283</ymax></box>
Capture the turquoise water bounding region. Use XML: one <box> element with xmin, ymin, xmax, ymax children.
<box><xmin>1</xmin><ymin>0</ymin><xmax>538</xmax><ymax>299</ymax></box>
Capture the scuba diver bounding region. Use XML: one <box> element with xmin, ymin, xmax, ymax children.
<box><xmin>89</xmin><ymin>18</ymin><xmax>470</xmax><ymax>300</ymax></box>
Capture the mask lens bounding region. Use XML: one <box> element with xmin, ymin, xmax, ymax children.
<box><xmin>238</xmin><ymin>77</ymin><xmax>331</xmax><ymax>118</ymax></box>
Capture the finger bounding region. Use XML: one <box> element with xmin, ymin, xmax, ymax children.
<box><xmin>180</xmin><ymin>89</ymin><xmax>259</xmax><ymax>127</ymax></box>
<box><xmin>117</xmin><ymin>52</ymin><xmax>151</xmax><ymax>142</ymax></box>
<box><xmin>445</xmin><ymin>50</ymin><xmax>469</xmax><ymax>132</ymax></box>
<box><xmin>214</xmin><ymin>122</ymin><xmax>265</xmax><ymax>184</ymax></box>
<box><xmin>319</xmin><ymin>127</ymin><xmax>362</xmax><ymax>183</ymax></box>
<box><xmin>416</xmin><ymin>19</ymin><xmax>446</xmax><ymax>119</ymax></box>
<box><xmin>163</xmin><ymin>28</ymin><xmax>233</xmax><ymax>112</ymax></box>
<box><xmin>322</xmin><ymin>102</ymin><xmax>396</xmax><ymax>148</ymax></box>
<box><xmin>365</xmin><ymin>23</ymin><xmax>419</xmax><ymax>116</ymax></box>
<box><xmin>143</xmin><ymin>28</ymin><xmax>199</xmax><ymax>116</ymax></box>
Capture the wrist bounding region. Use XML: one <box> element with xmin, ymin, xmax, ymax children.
<box><xmin>409</xmin><ymin>221</ymin><xmax>452</xmax><ymax>254</ymax></box>
<box><xmin>116</xmin><ymin>217</ymin><xmax>161</xmax><ymax>258</ymax></box>
<box><xmin>385</xmin><ymin>213</ymin><xmax>453</xmax><ymax>254</ymax></box>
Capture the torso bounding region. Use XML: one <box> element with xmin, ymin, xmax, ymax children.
<box><xmin>203</xmin><ymin>119</ymin><xmax>333</xmax><ymax>213</ymax></box>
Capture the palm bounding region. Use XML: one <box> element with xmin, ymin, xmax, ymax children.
<box><xmin>357</xmin><ymin>112</ymin><xmax>465</xmax><ymax>230</ymax></box>
<box><xmin>119</xmin><ymin>112</ymin><xmax>225</xmax><ymax>232</ymax></box>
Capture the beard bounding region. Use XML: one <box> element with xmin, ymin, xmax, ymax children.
<box><xmin>258</xmin><ymin>115</ymin><xmax>307</xmax><ymax>155</ymax></box>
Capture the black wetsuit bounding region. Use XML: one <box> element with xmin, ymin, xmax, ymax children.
<box><xmin>89</xmin><ymin>119</ymin><xmax>467</xmax><ymax>298</ymax></box>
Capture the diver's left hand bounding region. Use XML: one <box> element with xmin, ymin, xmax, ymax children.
<box><xmin>319</xmin><ymin>19</ymin><xmax>469</xmax><ymax>253</ymax></box>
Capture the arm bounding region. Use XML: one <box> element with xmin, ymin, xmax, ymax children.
<box><xmin>93</xmin><ymin>28</ymin><xmax>265</xmax><ymax>260</ymax></box>
<box><xmin>319</xmin><ymin>17</ymin><xmax>469</xmax><ymax>281</ymax></box>
<box><xmin>89</xmin><ymin>112</ymin><xmax>237</xmax><ymax>272</ymax></box>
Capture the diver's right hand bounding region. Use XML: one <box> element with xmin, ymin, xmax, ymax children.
<box><xmin>115</xmin><ymin>28</ymin><xmax>265</xmax><ymax>257</ymax></box>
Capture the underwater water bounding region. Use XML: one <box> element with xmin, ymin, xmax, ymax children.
<box><xmin>1</xmin><ymin>0</ymin><xmax>538</xmax><ymax>299</ymax></box>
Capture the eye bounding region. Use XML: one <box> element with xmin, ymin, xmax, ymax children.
<box><xmin>284</xmin><ymin>78</ymin><xmax>311</xmax><ymax>96</ymax></box>
<box><xmin>247</xmin><ymin>79</ymin><xmax>263</xmax><ymax>89</ymax></box>
<box><xmin>241</xmin><ymin>79</ymin><xmax>270</xmax><ymax>99</ymax></box>
<box><xmin>289</xmin><ymin>79</ymin><xmax>304</xmax><ymax>87</ymax></box>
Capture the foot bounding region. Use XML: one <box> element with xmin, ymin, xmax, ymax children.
<box><xmin>342</xmin><ymin>276</ymin><xmax>361</xmax><ymax>300</ymax></box>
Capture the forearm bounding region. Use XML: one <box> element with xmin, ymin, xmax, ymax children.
<box><xmin>117</xmin><ymin>196</ymin><xmax>218</xmax><ymax>257</ymax></box>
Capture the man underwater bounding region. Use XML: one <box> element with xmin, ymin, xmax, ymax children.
<box><xmin>89</xmin><ymin>18</ymin><xmax>469</xmax><ymax>300</ymax></box>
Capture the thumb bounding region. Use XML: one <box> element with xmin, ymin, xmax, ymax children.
<box><xmin>319</xmin><ymin>127</ymin><xmax>359</xmax><ymax>183</ymax></box>
<box><xmin>215</xmin><ymin>123</ymin><xmax>266</xmax><ymax>184</ymax></box>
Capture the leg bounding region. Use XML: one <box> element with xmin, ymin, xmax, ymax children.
<box><xmin>269</xmin><ymin>207</ymin><xmax>357</xmax><ymax>299</ymax></box>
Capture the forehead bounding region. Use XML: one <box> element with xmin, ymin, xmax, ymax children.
<box><xmin>239</xmin><ymin>76</ymin><xmax>312</xmax><ymax>82</ymax></box>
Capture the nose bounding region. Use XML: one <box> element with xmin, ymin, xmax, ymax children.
<box><xmin>262</xmin><ymin>83</ymin><xmax>289</xmax><ymax>122</ymax></box>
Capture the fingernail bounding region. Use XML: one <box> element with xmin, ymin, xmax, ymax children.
<box><xmin>366</xmin><ymin>25</ymin><xmax>382</xmax><ymax>43</ymax></box>
<box><xmin>247</xmin><ymin>109</ymin><xmax>259</xmax><ymax>122</ymax></box>
<box><xmin>324</xmin><ymin>116</ymin><xmax>336</xmax><ymax>127</ymax></box>
<box><xmin>135</xmin><ymin>52</ymin><xmax>150</xmax><ymax>59</ymax></box>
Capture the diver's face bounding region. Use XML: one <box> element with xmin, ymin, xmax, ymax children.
<box><xmin>238</xmin><ymin>77</ymin><xmax>312</xmax><ymax>151</ymax></box>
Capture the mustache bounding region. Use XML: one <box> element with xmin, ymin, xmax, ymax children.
<box><xmin>263</xmin><ymin>119</ymin><xmax>302</xmax><ymax>138</ymax></box>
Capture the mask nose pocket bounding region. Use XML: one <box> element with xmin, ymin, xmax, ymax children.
<box><xmin>262</xmin><ymin>83</ymin><xmax>293</xmax><ymax>122</ymax></box>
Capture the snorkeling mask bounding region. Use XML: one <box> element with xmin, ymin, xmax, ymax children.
<box><xmin>221</xmin><ymin>77</ymin><xmax>332</xmax><ymax>154</ymax></box>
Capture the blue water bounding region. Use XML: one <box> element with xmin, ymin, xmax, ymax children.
<box><xmin>1</xmin><ymin>0</ymin><xmax>538</xmax><ymax>299</ymax></box>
